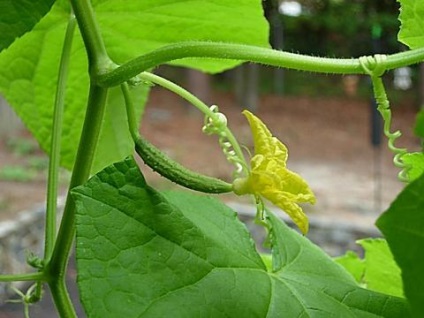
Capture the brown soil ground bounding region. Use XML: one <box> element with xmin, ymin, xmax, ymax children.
<box><xmin>0</xmin><ymin>88</ymin><xmax>420</xmax><ymax>223</ymax></box>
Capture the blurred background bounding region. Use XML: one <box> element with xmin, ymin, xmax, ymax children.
<box><xmin>0</xmin><ymin>0</ymin><xmax>422</xmax><ymax>315</ymax></box>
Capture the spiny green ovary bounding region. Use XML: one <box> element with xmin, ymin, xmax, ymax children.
<box><xmin>134</xmin><ymin>136</ymin><xmax>233</xmax><ymax>193</ymax></box>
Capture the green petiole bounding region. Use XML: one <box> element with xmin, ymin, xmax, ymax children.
<box><xmin>44</xmin><ymin>0</ymin><xmax>113</xmax><ymax>316</ymax></box>
<box><xmin>97</xmin><ymin>42</ymin><xmax>424</xmax><ymax>87</ymax></box>
<box><xmin>0</xmin><ymin>272</ymin><xmax>45</xmax><ymax>282</ymax></box>
<box><xmin>45</xmin><ymin>13</ymin><xmax>76</xmax><ymax>261</ymax></box>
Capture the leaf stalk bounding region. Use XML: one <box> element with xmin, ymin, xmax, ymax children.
<box><xmin>44</xmin><ymin>14</ymin><xmax>76</xmax><ymax>261</ymax></box>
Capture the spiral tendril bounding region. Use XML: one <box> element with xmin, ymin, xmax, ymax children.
<box><xmin>359</xmin><ymin>55</ymin><xmax>411</xmax><ymax>182</ymax></box>
<box><xmin>202</xmin><ymin>105</ymin><xmax>246</xmax><ymax>177</ymax></box>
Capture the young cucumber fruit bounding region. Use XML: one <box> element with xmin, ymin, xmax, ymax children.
<box><xmin>135</xmin><ymin>136</ymin><xmax>233</xmax><ymax>194</ymax></box>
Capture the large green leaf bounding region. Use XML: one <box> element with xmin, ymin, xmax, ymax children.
<box><xmin>0</xmin><ymin>0</ymin><xmax>269</xmax><ymax>172</ymax></box>
<box><xmin>397</xmin><ymin>0</ymin><xmax>424</xmax><ymax>49</ymax></box>
<box><xmin>0</xmin><ymin>2</ymin><xmax>148</xmax><ymax>173</ymax></box>
<box><xmin>377</xmin><ymin>173</ymin><xmax>424</xmax><ymax>317</ymax></box>
<box><xmin>0</xmin><ymin>0</ymin><xmax>55</xmax><ymax>53</ymax></box>
<box><xmin>72</xmin><ymin>157</ymin><xmax>409</xmax><ymax>317</ymax></box>
<box><xmin>94</xmin><ymin>0</ymin><xmax>270</xmax><ymax>72</ymax></box>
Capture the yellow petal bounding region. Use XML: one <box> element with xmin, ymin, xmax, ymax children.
<box><xmin>248</xmin><ymin>163</ymin><xmax>314</xmax><ymax>233</ymax></box>
<box><xmin>250</xmin><ymin>157</ymin><xmax>316</xmax><ymax>204</ymax></box>
<box><xmin>275</xmin><ymin>168</ymin><xmax>316</xmax><ymax>204</ymax></box>
<box><xmin>261</xmin><ymin>188</ymin><xmax>309</xmax><ymax>234</ymax></box>
<box><xmin>242</xmin><ymin>110</ymin><xmax>288</xmax><ymax>167</ymax></box>
<box><xmin>236</xmin><ymin>110</ymin><xmax>316</xmax><ymax>234</ymax></box>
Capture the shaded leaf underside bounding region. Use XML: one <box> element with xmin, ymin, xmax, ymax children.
<box><xmin>0</xmin><ymin>0</ymin><xmax>55</xmax><ymax>53</ymax></box>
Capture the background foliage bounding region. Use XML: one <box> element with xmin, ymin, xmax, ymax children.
<box><xmin>279</xmin><ymin>0</ymin><xmax>400</xmax><ymax>57</ymax></box>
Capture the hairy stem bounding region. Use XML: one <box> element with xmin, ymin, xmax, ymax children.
<box><xmin>42</xmin><ymin>0</ymin><xmax>112</xmax><ymax>315</ymax></box>
<box><xmin>48</xmin><ymin>278</ymin><xmax>76</xmax><ymax>317</ymax></box>
<box><xmin>97</xmin><ymin>42</ymin><xmax>424</xmax><ymax>87</ymax></box>
<box><xmin>46</xmin><ymin>84</ymin><xmax>108</xmax><ymax>317</ymax></box>
<box><xmin>44</xmin><ymin>14</ymin><xmax>76</xmax><ymax>260</ymax></box>
<box><xmin>69</xmin><ymin>0</ymin><xmax>110</xmax><ymax>72</ymax></box>
<box><xmin>121</xmin><ymin>83</ymin><xmax>140</xmax><ymax>142</ymax></box>
<box><xmin>0</xmin><ymin>272</ymin><xmax>45</xmax><ymax>282</ymax></box>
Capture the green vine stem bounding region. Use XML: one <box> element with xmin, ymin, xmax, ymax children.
<box><xmin>97</xmin><ymin>42</ymin><xmax>424</xmax><ymax>87</ymax></box>
<box><xmin>0</xmin><ymin>272</ymin><xmax>45</xmax><ymax>283</ymax></box>
<box><xmin>69</xmin><ymin>0</ymin><xmax>110</xmax><ymax>73</ymax></box>
<box><xmin>44</xmin><ymin>13</ymin><xmax>76</xmax><ymax>261</ymax></box>
<box><xmin>41</xmin><ymin>0</ymin><xmax>113</xmax><ymax>316</ymax></box>
<box><xmin>45</xmin><ymin>84</ymin><xmax>108</xmax><ymax>318</ymax></box>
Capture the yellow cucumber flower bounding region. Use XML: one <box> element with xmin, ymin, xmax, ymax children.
<box><xmin>233</xmin><ymin>110</ymin><xmax>316</xmax><ymax>234</ymax></box>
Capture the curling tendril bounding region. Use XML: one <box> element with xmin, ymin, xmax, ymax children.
<box><xmin>359</xmin><ymin>55</ymin><xmax>411</xmax><ymax>182</ymax></box>
<box><xmin>202</xmin><ymin>105</ymin><xmax>247</xmax><ymax>177</ymax></box>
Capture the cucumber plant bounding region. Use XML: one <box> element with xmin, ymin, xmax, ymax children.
<box><xmin>0</xmin><ymin>0</ymin><xmax>423</xmax><ymax>317</ymax></box>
